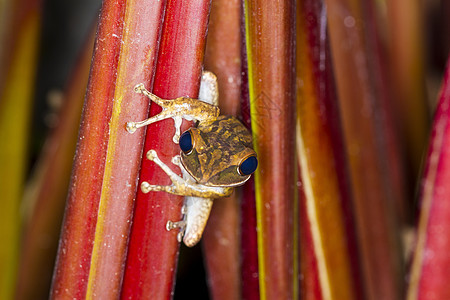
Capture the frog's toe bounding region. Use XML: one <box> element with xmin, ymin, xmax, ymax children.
<box><xmin>166</xmin><ymin>220</ymin><xmax>186</xmax><ymax>231</ymax></box>
<box><xmin>140</xmin><ymin>181</ymin><xmax>162</xmax><ymax>193</ymax></box>
<box><xmin>134</xmin><ymin>83</ymin><xmax>146</xmax><ymax>93</ymax></box>
<box><xmin>146</xmin><ymin>149</ymin><xmax>158</xmax><ymax>161</ymax></box>
<box><xmin>171</xmin><ymin>155</ymin><xmax>181</xmax><ymax>166</ymax></box>
<box><xmin>141</xmin><ymin>181</ymin><xmax>177</xmax><ymax>194</ymax></box>
<box><xmin>140</xmin><ymin>181</ymin><xmax>152</xmax><ymax>193</ymax></box>
<box><xmin>172</xmin><ymin>116</ymin><xmax>182</xmax><ymax>145</ymax></box>
<box><xmin>180</xmin><ymin>204</ymin><xmax>188</xmax><ymax>214</ymax></box>
<box><xmin>166</xmin><ymin>220</ymin><xmax>186</xmax><ymax>243</ymax></box>
<box><xmin>126</xmin><ymin>121</ymin><xmax>137</xmax><ymax>133</ymax></box>
<box><xmin>172</xmin><ymin>134</ymin><xmax>179</xmax><ymax>144</ymax></box>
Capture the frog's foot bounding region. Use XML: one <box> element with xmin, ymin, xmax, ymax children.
<box><xmin>126</xmin><ymin>109</ymin><xmax>178</xmax><ymax>134</ymax></box>
<box><xmin>166</xmin><ymin>205</ymin><xmax>187</xmax><ymax>243</ymax></box>
<box><xmin>166</xmin><ymin>219</ymin><xmax>186</xmax><ymax>242</ymax></box>
<box><xmin>133</xmin><ymin>83</ymin><xmax>167</xmax><ymax>105</ymax></box>
<box><xmin>171</xmin><ymin>154</ymin><xmax>182</xmax><ymax>168</ymax></box>
<box><xmin>141</xmin><ymin>181</ymin><xmax>176</xmax><ymax>193</ymax></box>
<box><xmin>199</xmin><ymin>71</ymin><xmax>219</xmax><ymax>106</ymax></box>
<box><xmin>166</xmin><ymin>198</ymin><xmax>213</xmax><ymax>248</ymax></box>
<box><xmin>166</xmin><ymin>205</ymin><xmax>188</xmax><ymax>242</ymax></box>
<box><xmin>126</xmin><ymin>84</ymin><xmax>184</xmax><ymax>142</ymax></box>
<box><xmin>127</xmin><ymin>114</ymin><xmax>182</xmax><ymax>144</ymax></box>
<box><xmin>146</xmin><ymin>150</ymin><xmax>184</xmax><ymax>183</ymax></box>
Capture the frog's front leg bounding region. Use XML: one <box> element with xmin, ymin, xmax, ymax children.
<box><xmin>126</xmin><ymin>72</ymin><xmax>220</xmax><ymax>143</ymax></box>
<box><xmin>126</xmin><ymin>84</ymin><xmax>185</xmax><ymax>143</ymax></box>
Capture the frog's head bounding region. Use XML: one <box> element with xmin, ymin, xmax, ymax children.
<box><xmin>178</xmin><ymin>127</ymin><xmax>258</xmax><ymax>187</ymax></box>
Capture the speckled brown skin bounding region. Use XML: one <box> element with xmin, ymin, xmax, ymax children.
<box><xmin>181</xmin><ymin>115</ymin><xmax>255</xmax><ymax>187</ymax></box>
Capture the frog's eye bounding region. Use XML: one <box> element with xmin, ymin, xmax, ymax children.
<box><xmin>238</xmin><ymin>155</ymin><xmax>258</xmax><ymax>176</ymax></box>
<box><xmin>179</xmin><ymin>130</ymin><xmax>193</xmax><ymax>154</ymax></box>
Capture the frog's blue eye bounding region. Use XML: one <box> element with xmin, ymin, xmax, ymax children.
<box><xmin>179</xmin><ymin>130</ymin><xmax>193</xmax><ymax>154</ymax></box>
<box><xmin>239</xmin><ymin>155</ymin><xmax>258</xmax><ymax>176</ymax></box>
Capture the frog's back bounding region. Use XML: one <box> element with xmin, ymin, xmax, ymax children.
<box><xmin>197</xmin><ymin>115</ymin><xmax>252</xmax><ymax>148</ymax></box>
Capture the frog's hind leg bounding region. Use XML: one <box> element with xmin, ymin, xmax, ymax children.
<box><xmin>166</xmin><ymin>195</ymin><xmax>214</xmax><ymax>247</ymax></box>
<box><xmin>182</xmin><ymin>196</ymin><xmax>213</xmax><ymax>247</ymax></box>
<box><xmin>126</xmin><ymin>108</ymin><xmax>181</xmax><ymax>134</ymax></box>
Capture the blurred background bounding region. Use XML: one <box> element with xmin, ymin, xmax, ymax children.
<box><xmin>0</xmin><ymin>0</ymin><xmax>449</xmax><ymax>299</ymax></box>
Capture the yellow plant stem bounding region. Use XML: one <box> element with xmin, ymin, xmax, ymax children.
<box><xmin>0</xmin><ymin>11</ymin><xmax>40</xmax><ymax>300</ymax></box>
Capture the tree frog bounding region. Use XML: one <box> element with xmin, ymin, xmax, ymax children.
<box><xmin>126</xmin><ymin>71</ymin><xmax>258</xmax><ymax>246</ymax></box>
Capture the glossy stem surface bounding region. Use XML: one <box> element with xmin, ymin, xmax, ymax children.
<box><xmin>245</xmin><ymin>0</ymin><xmax>298</xmax><ymax>298</ymax></box>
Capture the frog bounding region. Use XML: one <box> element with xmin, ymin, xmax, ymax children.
<box><xmin>126</xmin><ymin>71</ymin><xmax>258</xmax><ymax>247</ymax></box>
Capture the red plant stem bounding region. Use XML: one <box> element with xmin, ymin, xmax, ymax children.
<box><xmin>51</xmin><ymin>0</ymin><xmax>166</xmax><ymax>297</ymax></box>
<box><xmin>407</xmin><ymin>57</ymin><xmax>450</xmax><ymax>300</ymax></box>
<box><xmin>244</xmin><ymin>0</ymin><xmax>298</xmax><ymax>298</ymax></box>
<box><xmin>85</xmin><ymin>0</ymin><xmax>166</xmax><ymax>297</ymax></box>
<box><xmin>240</xmin><ymin>179</ymin><xmax>260</xmax><ymax>300</ymax></box>
<box><xmin>121</xmin><ymin>1</ymin><xmax>211</xmax><ymax>298</ymax></box>
<box><xmin>50</xmin><ymin>2</ymin><xmax>126</xmax><ymax>297</ymax></box>
<box><xmin>299</xmin><ymin>181</ymin><xmax>322</xmax><ymax>300</ymax></box>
